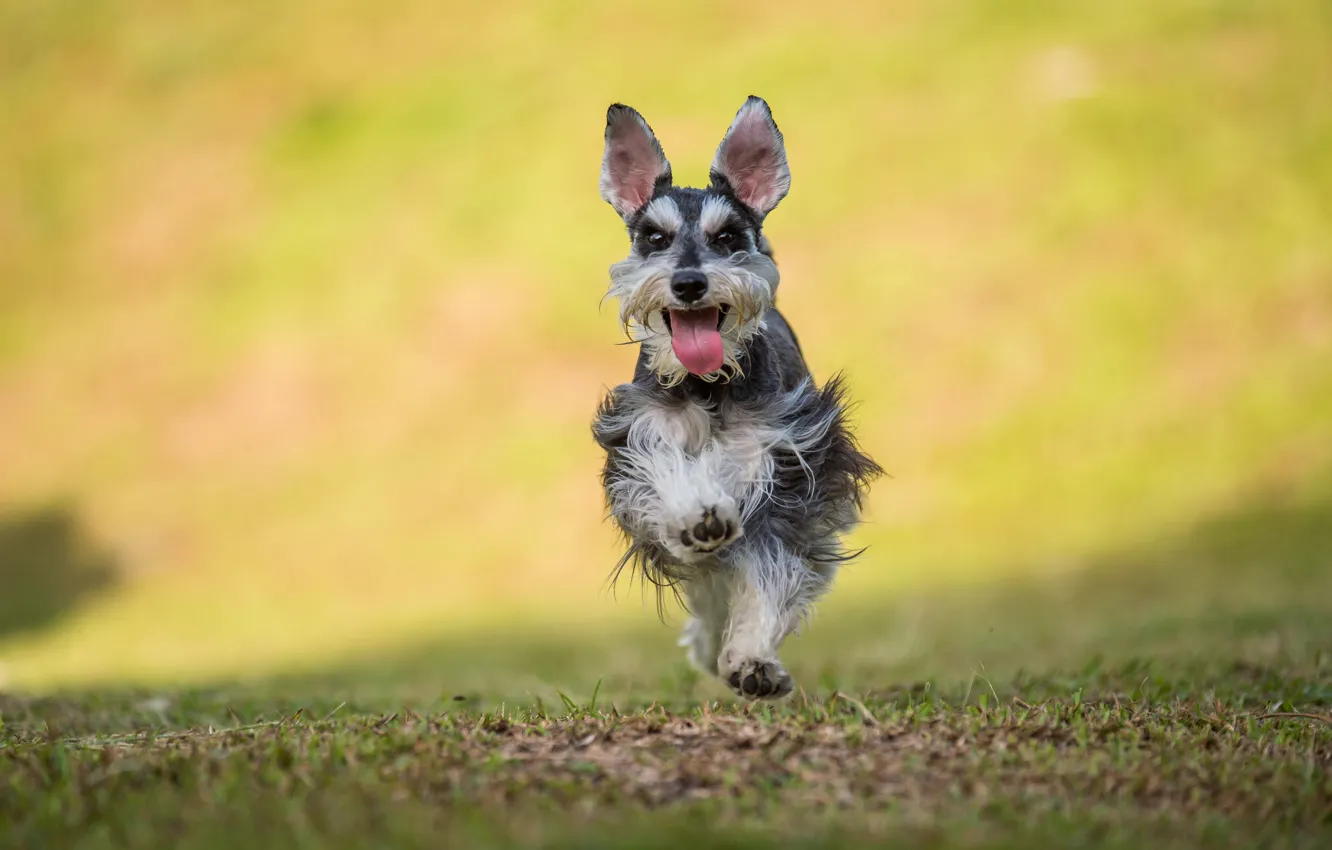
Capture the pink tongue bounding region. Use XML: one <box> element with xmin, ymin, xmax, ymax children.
<box><xmin>669</xmin><ymin>307</ymin><xmax>723</xmax><ymax>375</ymax></box>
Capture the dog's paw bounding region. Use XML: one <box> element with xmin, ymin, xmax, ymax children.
<box><xmin>720</xmin><ymin>653</ymin><xmax>793</xmax><ymax>701</ymax></box>
<box><xmin>669</xmin><ymin>502</ymin><xmax>742</xmax><ymax>559</ymax></box>
<box><xmin>681</xmin><ymin>504</ymin><xmax>738</xmax><ymax>551</ymax></box>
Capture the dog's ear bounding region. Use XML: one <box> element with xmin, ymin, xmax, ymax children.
<box><xmin>710</xmin><ymin>96</ymin><xmax>791</xmax><ymax>218</ymax></box>
<box><xmin>600</xmin><ymin>104</ymin><xmax>673</xmax><ymax>220</ymax></box>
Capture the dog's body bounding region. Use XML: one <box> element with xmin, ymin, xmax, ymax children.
<box><xmin>592</xmin><ymin>97</ymin><xmax>880</xmax><ymax>700</ymax></box>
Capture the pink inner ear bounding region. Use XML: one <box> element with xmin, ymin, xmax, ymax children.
<box><xmin>607</xmin><ymin>126</ymin><xmax>663</xmax><ymax>214</ymax></box>
<box><xmin>718</xmin><ymin>113</ymin><xmax>785</xmax><ymax>213</ymax></box>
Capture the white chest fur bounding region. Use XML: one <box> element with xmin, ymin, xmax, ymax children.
<box><xmin>607</xmin><ymin>397</ymin><xmax>793</xmax><ymax>566</ymax></box>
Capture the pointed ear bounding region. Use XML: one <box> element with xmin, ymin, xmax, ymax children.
<box><xmin>709</xmin><ymin>96</ymin><xmax>791</xmax><ymax>217</ymax></box>
<box><xmin>600</xmin><ymin>104</ymin><xmax>672</xmax><ymax>219</ymax></box>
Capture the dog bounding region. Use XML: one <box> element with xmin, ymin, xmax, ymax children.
<box><xmin>592</xmin><ymin>96</ymin><xmax>881</xmax><ymax>700</ymax></box>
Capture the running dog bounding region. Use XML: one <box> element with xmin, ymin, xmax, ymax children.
<box><xmin>592</xmin><ymin>97</ymin><xmax>881</xmax><ymax>700</ymax></box>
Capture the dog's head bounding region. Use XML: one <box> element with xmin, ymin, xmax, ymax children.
<box><xmin>600</xmin><ymin>97</ymin><xmax>788</xmax><ymax>385</ymax></box>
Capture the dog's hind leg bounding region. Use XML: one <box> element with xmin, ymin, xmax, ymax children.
<box><xmin>717</xmin><ymin>540</ymin><xmax>835</xmax><ymax>701</ymax></box>
<box><xmin>679</xmin><ymin>571</ymin><xmax>730</xmax><ymax>675</ymax></box>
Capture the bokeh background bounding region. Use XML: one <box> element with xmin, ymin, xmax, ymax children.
<box><xmin>2</xmin><ymin>0</ymin><xmax>1330</xmax><ymax>700</ymax></box>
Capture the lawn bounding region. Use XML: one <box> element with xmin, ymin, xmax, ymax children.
<box><xmin>4</xmin><ymin>486</ymin><xmax>1331</xmax><ymax>847</ymax></box>
<box><xmin>4</xmin><ymin>690</ymin><xmax>1329</xmax><ymax>849</ymax></box>
<box><xmin>2</xmin><ymin>0</ymin><xmax>1331</xmax><ymax>846</ymax></box>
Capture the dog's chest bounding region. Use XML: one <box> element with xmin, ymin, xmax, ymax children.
<box><xmin>641</xmin><ymin>399</ymin><xmax>776</xmax><ymax>491</ymax></box>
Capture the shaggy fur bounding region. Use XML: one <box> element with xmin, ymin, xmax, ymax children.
<box><xmin>592</xmin><ymin>97</ymin><xmax>881</xmax><ymax>700</ymax></box>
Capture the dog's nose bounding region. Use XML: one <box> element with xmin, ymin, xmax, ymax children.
<box><xmin>670</xmin><ymin>270</ymin><xmax>708</xmax><ymax>304</ymax></box>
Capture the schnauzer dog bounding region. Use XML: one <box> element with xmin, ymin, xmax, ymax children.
<box><xmin>592</xmin><ymin>96</ymin><xmax>881</xmax><ymax>700</ymax></box>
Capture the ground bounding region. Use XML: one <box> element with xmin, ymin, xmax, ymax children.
<box><xmin>3</xmin><ymin>658</ymin><xmax>1330</xmax><ymax>848</ymax></box>
<box><xmin>4</xmin><ymin>514</ymin><xmax>1331</xmax><ymax>847</ymax></box>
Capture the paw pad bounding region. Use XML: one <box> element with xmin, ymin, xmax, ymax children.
<box><xmin>725</xmin><ymin>659</ymin><xmax>793</xmax><ymax>701</ymax></box>
<box><xmin>680</xmin><ymin>506</ymin><xmax>734</xmax><ymax>549</ymax></box>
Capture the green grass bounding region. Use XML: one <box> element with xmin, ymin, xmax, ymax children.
<box><xmin>4</xmin><ymin>657</ymin><xmax>1330</xmax><ymax>848</ymax></box>
<box><xmin>4</xmin><ymin>482</ymin><xmax>1331</xmax><ymax>846</ymax></box>
<box><xmin>2</xmin><ymin>0</ymin><xmax>1332</xmax><ymax>845</ymax></box>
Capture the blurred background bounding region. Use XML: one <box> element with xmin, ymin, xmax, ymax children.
<box><xmin>1</xmin><ymin>0</ymin><xmax>1329</xmax><ymax>699</ymax></box>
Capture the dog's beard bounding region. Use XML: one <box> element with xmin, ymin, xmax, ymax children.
<box><xmin>607</xmin><ymin>252</ymin><xmax>780</xmax><ymax>386</ymax></box>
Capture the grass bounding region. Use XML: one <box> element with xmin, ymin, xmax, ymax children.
<box><xmin>4</xmin><ymin>481</ymin><xmax>1331</xmax><ymax>846</ymax></box>
<box><xmin>2</xmin><ymin>0</ymin><xmax>1332</xmax><ymax>845</ymax></box>
<box><xmin>3</xmin><ymin>660</ymin><xmax>1330</xmax><ymax>848</ymax></box>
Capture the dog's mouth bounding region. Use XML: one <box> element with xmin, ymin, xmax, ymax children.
<box><xmin>662</xmin><ymin>305</ymin><xmax>728</xmax><ymax>375</ymax></box>
<box><xmin>660</xmin><ymin>304</ymin><xmax>728</xmax><ymax>334</ymax></box>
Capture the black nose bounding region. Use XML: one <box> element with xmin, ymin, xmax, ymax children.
<box><xmin>670</xmin><ymin>270</ymin><xmax>708</xmax><ymax>304</ymax></box>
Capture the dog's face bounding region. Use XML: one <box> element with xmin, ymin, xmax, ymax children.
<box><xmin>600</xmin><ymin>97</ymin><xmax>789</xmax><ymax>385</ymax></box>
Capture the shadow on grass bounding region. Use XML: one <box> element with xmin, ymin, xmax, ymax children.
<box><xmin>2</xmin><ymin>485</ymin><xmax>1329</xmax><ymax>736</ymax></box>
<box><xmin>279</xmin><ymin>481</ymin><xmax>1332</xmax><ymax>709</ymax></box>
<box><xmin>0</xmin><ymin>506</ymin><xmax>117</xmax><ymax>642</ymax></box>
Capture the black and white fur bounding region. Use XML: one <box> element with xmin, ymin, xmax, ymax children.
<box><xmin>592</xmin><ymin>97</ymin><xmax>881</xmax><ymax>700</ymax></box>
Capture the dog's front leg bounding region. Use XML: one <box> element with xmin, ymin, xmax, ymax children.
<box><xmin>717</xmin><ymin>542</ymin><xmax>835</xmax><ymax>700</ymax></box>
<box><xmin>650</xmin><ymin>444</ymin><xmax>748</xmax><ymax>563</ymax></box>
<box><xmin>602</xmin><ymin>405</ymin><xmax>745</xmax><ymax>563</ymax></box>
<box><xmin>608</xmin><ymin>448</ymin><xmax>745</xmax><ymax>563</ymax></box>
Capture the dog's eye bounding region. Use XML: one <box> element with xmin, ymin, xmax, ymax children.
<box><xmin>644</xmin><ymin>231</ymin><xmax>670</xmax><ymax>249</ymax></box>
<box><xmin>713</xmin><ymin>230</ymin><xmax>737</xmax><ymax>248</ymax></box>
